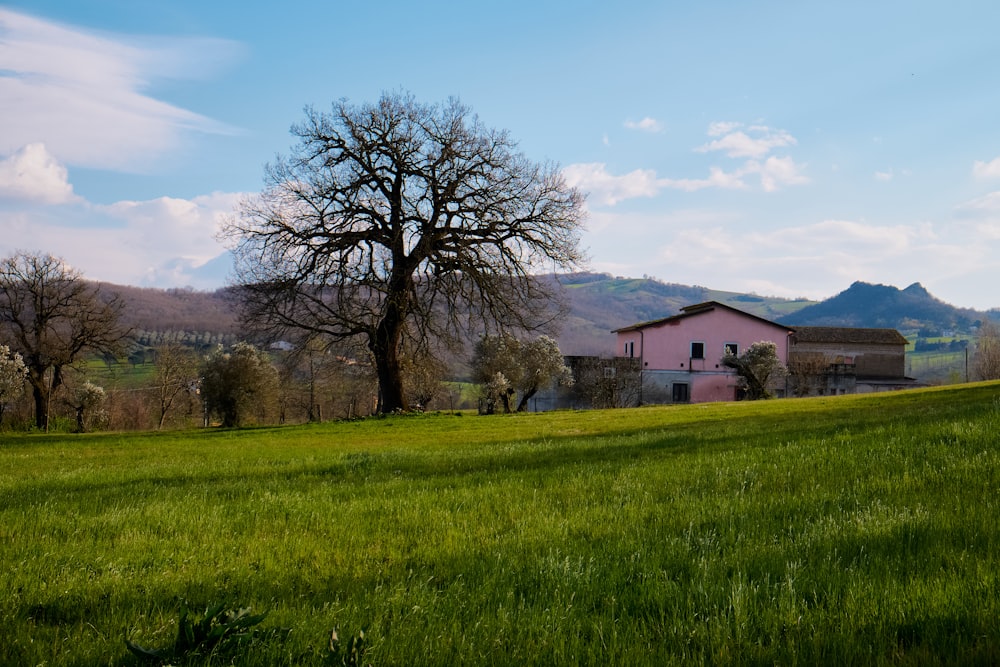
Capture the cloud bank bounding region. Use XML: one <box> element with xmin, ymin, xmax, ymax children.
<box><xmin>0</xmin><ymin>7</ymin><xmax>241</xmax><ymax>171</ymax></box>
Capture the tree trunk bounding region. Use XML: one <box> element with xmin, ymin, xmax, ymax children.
<box><xmin>371</xmin><ymin>303</ymin><xmax>408</xmax><ymax>414</ymax></box>
<box><xmin>516</xmin><ymin>386</ymin><xmax>538</xmax><ymax>412</ymax></box>
<box><xmin>28</xmin><ymin>369</ymin><xmax>49</xmax><ymax>431</ymax></box>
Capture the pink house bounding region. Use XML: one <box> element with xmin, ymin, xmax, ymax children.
<box><xmin>613</xmin><ymin>301</ymin><xmax>793</xmax><ymax>403</ymax></box>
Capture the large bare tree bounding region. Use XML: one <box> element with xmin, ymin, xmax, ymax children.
<box><xmin>223</xmin><ymin>92</ymin><xmax>585</xmax><ymax>413</ymax></box>
<box><xmin>0</xmin><ymin>252</ymin><xmax>129</xmax><ymax>430</ymax></box>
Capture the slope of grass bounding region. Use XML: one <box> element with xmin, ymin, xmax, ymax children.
<box><xmin>2</xmin><ymin>383</ymin><xmax>999</xmax><ymax>665</ymax></box>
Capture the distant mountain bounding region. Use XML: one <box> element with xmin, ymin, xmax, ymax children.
<box><xmin>779</xmin><ymin>281</ymin><xmax>983</xmax><ymax>333</ymax></box>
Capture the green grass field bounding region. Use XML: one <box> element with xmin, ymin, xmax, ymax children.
<box><xmin>2</xmin><ymin>383</ymin><xmax>999</xmax><ymax>665</ymax></box>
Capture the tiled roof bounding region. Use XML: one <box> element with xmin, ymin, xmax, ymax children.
<box><xmin>612</xmin><ymin>301</ymin><xmax>789</xmax><ymax>333</ymax></box>
<box><xmin>790</xmin><ymin>326</ymin><xmax>909</xmax><ymax>345</ymax></box>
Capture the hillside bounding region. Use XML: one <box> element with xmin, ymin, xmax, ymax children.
<box><xmin>106</xmin><ymin>284</ymin><xmax>239</xmax><ymax>336</ymax></box>
<box><xmin>98</xmin><ymin>275</ymin><xmax>996</xmax><ymax>357</ymax></box>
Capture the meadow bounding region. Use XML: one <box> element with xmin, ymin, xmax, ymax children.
<box><xmin>1</xmin><ymin>383</ymin><xmax>999</xmax><ymax>665</ymax></box>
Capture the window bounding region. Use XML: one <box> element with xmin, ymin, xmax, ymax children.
<box><xmin>672</xmin><ymin>383</ymin><xmax>690</xmax><ymax>403</ymax></box>
<box><xmin>724</xmin><ymin>342</ymin><xmax>739</xmax><ymax>357</ymax></box>
<box><xmin>624</xmin><ymin>341</ymin><xmax>634</xmax><ymax>358</ymax></box>
<box><xmin>690</xmin><ymin>341</ymin><xmax>705</xmax><ymax>359</ymax></box>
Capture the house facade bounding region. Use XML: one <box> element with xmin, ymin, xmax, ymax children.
<box><xmin>613</xmin><ymin>302</ymin><xmax>793</xmax><ymax>404</ymax></box>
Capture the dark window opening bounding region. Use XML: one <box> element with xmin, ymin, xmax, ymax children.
<box><xmin>672</xmin><ymin>383</ymin><xmax>690</xmax><ymax>403</ymax></box>
<box><xmin>724</xmin><ymin>343</ymin><xmax>739</xmax><ymax>357</ymax></box>
<box><xmin>690</xmin><ymin>342</ymin><xmax>705</xmax><ymax>359</ymax></box>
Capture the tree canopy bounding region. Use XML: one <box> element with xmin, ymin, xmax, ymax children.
<box><xmin>200</xmin><ymin>342</ymin><xmax>279</xmax><ymax>428</ymax></box>
<box><xmin>722</xmin><ymin>340</ymin><xmax>788</xmax><ymax>400</ymax></box>
<box><xmin>471</xmin><ymin>333</ymin><xmax>573</xmax><ymax>412</ymax></box>
<box><xmin>0</xmin><ymin>344</ymin><xmax>27</xmax><ymax>426</ymax></box>
<box><xmin>223</xmin><ymin>92</ymin><xmax>585</xmax><ymax>413</ymax></box>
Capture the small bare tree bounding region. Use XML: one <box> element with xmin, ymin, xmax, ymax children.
<box><xmin>568</xmin><ymin>356</ymin><xmax>641</xmax><ymax>409</ymax></box>
<box><xmin>152</xmin><ymin>343</ymin><xmax>201</xmax><ymax>429</ymax></box>
<box><xmin>974</xmin><ymin>321</ymin><xmax>1000</xmax><ymax>381</ymax></box>
<box><xmin>787</xmin><ymin>352</ymin><xmax>833</xmax><ymax>397</ymax></box>
<box><xmin>402</xmin><ymin>347</ymin><xmax>448</xmax><ymax>411</ymax></box>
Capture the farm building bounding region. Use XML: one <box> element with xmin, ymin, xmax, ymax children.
<box><xmin>610</xmin><ymin>301</ymin><xmax>917</xmax><ymax>405</ymax></box>
<box><xmin>786</xmin><ymin>326</ymin><xmax>920</xmax><ymax>396</ymax></box>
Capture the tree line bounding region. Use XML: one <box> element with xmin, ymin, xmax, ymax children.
<box><xmin>0</xmin><ymin>249</ymin><xmax>579</xmax><ymax>431</ymax></box>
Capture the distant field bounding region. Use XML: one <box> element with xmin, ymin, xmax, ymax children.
<box><xmin>2</xmin><ymin>383</ymin><xmax>999</xmax><ymax>665</ymax></box>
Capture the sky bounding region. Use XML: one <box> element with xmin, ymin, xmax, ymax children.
<box><xmin>2</xmin><ymin>1</ymin><xmax>1000</xmax><ymax>311</ymax></box>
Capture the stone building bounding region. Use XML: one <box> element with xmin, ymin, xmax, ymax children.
<box><xmin>787</xmin><ymin>326</ymin><xmax>920</xmax><ymax>396</ymax></box>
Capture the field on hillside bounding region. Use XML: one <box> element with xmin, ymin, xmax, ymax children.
<box><xmin>2</xmin><ymin>384</ymin><xmax>999</xmax><ymax>665</ymax></box>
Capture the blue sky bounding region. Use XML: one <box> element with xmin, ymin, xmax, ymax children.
<box><xmin>2</xmin><ymin>2</ymin><xmax>1000</xmax><ymax>310</ymax></box>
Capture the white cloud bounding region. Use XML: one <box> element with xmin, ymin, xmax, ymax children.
<box><xmin>956</xmin><ymin>190</ymin><xmax>1000</xmax><ymax>216</ymax></box>
<box><xmin>99</xmin><ymin>192</ymin><xmax>242</xmax><ymax>275</ymax></box>
<box><xmin>875</xmin><ymin>169</ymin><xmax>894</xmax><ymax>182</ymax></box>
<box><xmin>706</xmin><ymin>121</ymin><xmax>743</xmax><ymax>137</ymax></box>
<box><xmin>624</xmin><ymin>117</ymin><xmax>663</xmax><ymax>133</ymax></box>
<box><xmin>563</xmin><ymin>155</ymin><xmax>808</xmax><ymax>205</ymax></box>
<box><xmin>580</xmin><ymin>205</ymin><xmax>999</xmax><ymax>309</ymax></box>
<box><xmin>563</xmin><ymin>163</ymin><xmax>665</xmax><ymax>205</ymax></box>
<box><xmin>972</xmin><ymin>157</ymin><xmax>1000</xmax><ymax>180</ymax></box>
<box><xmin>751</xmin><ymin>156</ymin><xmax>810</xmax><ymax>192</ymax></box>
<box><xmin>562</xmin><ymin>122</ymin><xmax>807</xmax><ymax>203</ymax></box>
<box><xmin>0</xmin><ymin>8</ymin><xmax>242</xmax><ymax>171</ymax></box>
<box><xmin>695</xmin><ymin>123</ymin><xmax>797</xmax><ymax>158</ymax></box>
<box><xmin>0</xmin><ymin>143</ymin><xmax>80</xmax><ymax>204</ymax></box>
<box><xmin>671</xmin><ymin>166</ymin><xmax>749</xmax><ymax>192</ymax></box>
<box><xmin>563</xmin><ymin>162</ymin><xmax>750</xmax><ymax>205</ymax></box>
<box><xmin>954</xmin><ymin>191</ymin><xmax>1000</xmax><ymax>240</ymax></box>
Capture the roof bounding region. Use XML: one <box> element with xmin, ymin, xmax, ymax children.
<box><xmin>789</xmin><ymin>326</ymin><xmax>909</xmax><ymax>346</ymax></box>
<box><xmin>612</xmin><ymin>301</ymin><xmax>791</xmax><ymax>334</ymax></box>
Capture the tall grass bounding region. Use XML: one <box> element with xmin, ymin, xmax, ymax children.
<box><xmin>1</xmin><ymin>383</ymin><xmax>999</xmax><ymax>665</ymax></box>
